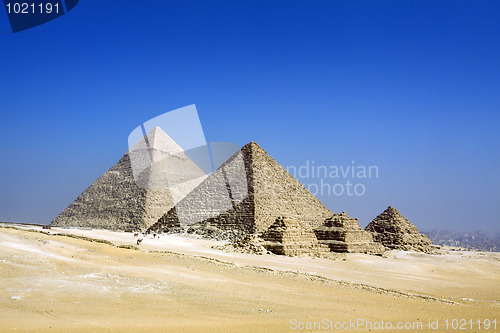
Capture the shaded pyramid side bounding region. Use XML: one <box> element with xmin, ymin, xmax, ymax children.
<box><xmin>365</xmin><ymin>206</ymin><xmax>434</xmax><ymax>253</ymax></box>
<box><xmin>314</xmin><ymin>212</ymin><xmax>385</xmax><ymax>255</ymax></box>
<box><xmin>149</xmin><ymin>141</ymin><xmax>332</xmax><ymax>235</ymax></box>
<box><xmin>51</xmin><ymin>127</ymin><xmax>207</xmax><ymax>231</ymax></box>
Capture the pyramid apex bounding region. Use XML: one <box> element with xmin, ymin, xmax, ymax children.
<box><xmin>129</xmin><ymin>126</ymin><xmax>183</xmax><ymax>154</ymax></box>
<box><xmin>240</xmin><ymin>141</ymin><xmax>267</xmax><ymax>157</ymax></box>
<box><xmin>242</xmin><ymin>141</ymin><xmax>262</xmax><ymax>149</ymax></box>
<box><xmin>145</xmin><ymin>126</ymin><xmax>169</xmax><ymax>139</ymax></box>
<box><xmin>385</xmin><ymin>205</ymin><xmax>399</xmax><ymax>213</ymax></box>
<box><xmin>148</xmin><ymin>126</ymin><xmax>165</xmax><ymax>134</ymax></box>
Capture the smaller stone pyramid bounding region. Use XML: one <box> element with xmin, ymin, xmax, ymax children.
<box><xmin>314</xmin><ymin>212</ymin><xmax>385</xmax><ymax>255</ymax></box>
<box><xmin>365</xmin><ymin>206</ymin><xmax>435</xmax><ymax>253</ymax></box>
<box><xmin>260</xmin><ymin>217</ymin><xmax>330</xmax><ymax>256</ymax></box>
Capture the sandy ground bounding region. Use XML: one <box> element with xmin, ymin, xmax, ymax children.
<box><xmin>1</xmin><ymin>224</ymin><xmax>499</xmax><ymax>332</ymax></box>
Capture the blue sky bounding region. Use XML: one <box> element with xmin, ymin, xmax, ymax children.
<box><xmin>0</xmin><ymin>1</ymin><xmax>499</xmax><ymax>231</ymax></box>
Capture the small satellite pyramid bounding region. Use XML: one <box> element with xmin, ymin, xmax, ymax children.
<box><xmin>314</xmin><ymin>212</ymin><xmax>385</xmax><ymax>255</ymax></box>
<box><xmin>149</xmin><ymin>141</ymin><xmax>333</xmax><ymax>234</ymax></box>
<box><xmin>51</xmin><ymin>127</ymin><xmax>206</xmax><ymax>231</ymax></box>
<box><xmin>365</xmin><ymin>206</ymin><xmax>435</xmax><ymax>253</ymax></box>
<box><xmin>261</xmin><ymin>217</ymin><xmax>330</xmax><ymax>256</ymax></box>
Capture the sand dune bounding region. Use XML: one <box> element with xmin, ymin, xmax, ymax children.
<box><xmin>1</xmin><ymin>224</ymin><xmax>499</xmax><ymax>332</ymax></box>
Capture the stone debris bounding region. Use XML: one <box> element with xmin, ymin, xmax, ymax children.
<box><xmin>365</xmin><ymin>206</ymin><xmax>436</xmax><ymax>253</ymax></box>
<box><xmin>214</xmin><ymin>234</ymin><xmax>270</xmax><ymax>255</ymax></box>
<box><xmin>51</xmin><ymin>127</ymin><xmax>206</xmax><ymax>231</ymax></box>
<box><xmin>314</xmin><ymin>212</ymin><xmax>385</xmax><ymax>255</ymax></box>
<box><xmin>186</xmin><ymin>224</ymin><xmax>247</xmax><ymax>242</ymax></box>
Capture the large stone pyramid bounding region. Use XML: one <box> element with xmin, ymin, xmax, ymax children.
<box><xmin>51</xmin><ymin>127</ymin><xmax>206</xmax><ymax>231</ymax></box>
<box><xmin>149</xmin><ymin>142</ymin><xmax>333</xmax><ymax>234</ymax></box>
<box><xmin>314</xmin><ymin>212</ymin><xmax>385</xmax><ymax>255</ymax></box>
<box><xmin>365</xmin><ymin>206</ymin><xmax>435</xmax><ymax>253</ymax></box>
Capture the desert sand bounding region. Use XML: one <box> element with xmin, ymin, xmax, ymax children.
<box><xmin>1</xmin><ymin>223</ymin><xmax>499</xmax><ymax>332</ymax></box>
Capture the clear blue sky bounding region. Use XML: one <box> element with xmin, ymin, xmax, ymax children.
<box><xmin>0</xmin><ymin>1</ymin><xmax>499</xmax><ymax>231</ymax></box>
